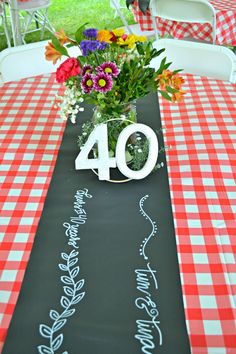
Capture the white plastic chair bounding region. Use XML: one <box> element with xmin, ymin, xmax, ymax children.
<box><xmin>0</xmin><ymin>40</ymin><xmax>58</xmax><ymax>83</ymax></box>
<box><xmin>0</xmin><ymin>2</ymin><xmax>11</xmax><ymax>47</ymax></box>
<box><xmin>110</xmin><ymin>0</ymin><xmax>155</xmax><ymax>38</ymax></box>
<box><xmin>8</xmin><ymin>0</ymin><xmax>55</xmax><ymax>46</ymax></box>
<box><xmin>0</xmin><ymin>40</ymin><xmax>82</xmax><ymax>83</ymax></box>
<box><xmin>150</xmin><ymin>39</ymin><xmax>236</xmax><ymax>82</ymax></box>
<box><xmin>149</xmin><ymin>0</ymin><xmax>216</xmax><ymax>44</ymax></box>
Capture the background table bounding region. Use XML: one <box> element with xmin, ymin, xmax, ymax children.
<box><xmin>0</xmin><ymin>72</ymin><xmax>236</xmax><ymax>353</ymax></box>
<box><xmin>132</xmin><ymin>0</ymin><xmax>236</xmax><ymax>46</ymax></box>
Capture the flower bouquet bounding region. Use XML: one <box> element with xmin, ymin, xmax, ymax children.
<box><xmin>45</xmin><ymin>25</ymin><xmax>185</xmax><ymax>174</ymax></box>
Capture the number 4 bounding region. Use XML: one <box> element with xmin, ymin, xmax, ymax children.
<box><xmin>75</xmin><ymin>124</ymin><xmax>116</xmax><ymax>180</ymax></box>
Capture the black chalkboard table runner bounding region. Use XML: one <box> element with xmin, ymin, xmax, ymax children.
<box><xmin>2</xmin><ymin>93</ymin><xmax>191</xmax><ymax>354</ymax></box>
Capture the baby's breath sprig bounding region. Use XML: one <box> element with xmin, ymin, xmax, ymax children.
<box><xmin>57</xmin><ymin>81</ymin><xmax>85</xmax><ymax>123</ymax></box>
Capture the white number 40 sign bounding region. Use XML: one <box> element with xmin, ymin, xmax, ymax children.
<box><xmin>75</xmin><ymin>123</ymin><xmax>159</xmax><ymax>181</ymax></box>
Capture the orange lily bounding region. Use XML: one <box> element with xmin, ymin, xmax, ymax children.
<box><xmin>171</xmin><ymin>74</ymin><xmax>185</xmax><ymax>90</ymax></box>
<box><xmin>156</xmin><ymin>70</ymin><xmax>172</xmax><ymax>90</ymax></box>
<box><xmin>171</xmin><ymin>90</ymin><xmax>186</xmax><ymax>102</ymax></box>
<box><xmin>55</xmin><ymin>29</ymin><xmax>77</xmax><ymax>45</ymax></box>
<box><xmin>45</xmin><ymin>41</ymin><xmax>62</xmax><ymax>64</ymax></box>
<box><xmin>55</xmin><ymin>29</ymin><xmax>70</xmax><ymax>45</ymax></box>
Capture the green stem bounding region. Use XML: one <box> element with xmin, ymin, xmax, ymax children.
<box><xmin>93</xmin><ymin>51</ymin><xmax>100</xmax><ymax>66</ymax></box>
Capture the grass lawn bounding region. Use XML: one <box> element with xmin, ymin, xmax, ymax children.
<box><xmin>0</xmin><ymin>0</ymin><xmax>135</xmax><ymax>51</ymax></box>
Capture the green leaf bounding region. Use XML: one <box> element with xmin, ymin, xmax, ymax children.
<box><xmin>75</xmin><ymin>23</ymin><xmax>89</xmax><ymax>44</ymax></box>
<box><xmin>155</xmin><ymin>58</ymin><xmax>172</xmax><ymax>75</ymax></box>
<box><xmin>77</xmin><ymin>55</ymin><xmax>87</xmax><ymax>66</ymax></box>
<box><xmin>159</xmin><ymin>90</ymin><xmax>172</xmax><ymax>101</ymax></box>
<box><xmin>136</xmin><ymin>42</ymin><xmax>145</xmax><ymax>55</ymax></box>
<box><xmin>166</xmin><ymin>85</ymin><xmax>179</xmax><ymax>94</ymax></box>
<box><xmin>163</xmin><ymin>62</ymin><xmax>171</xmax><ymax>70</ymax></box>
<box><xmin>173</xmin><ymin>69</ymin><xmax>184</xmax><ymax>74</ymax></box>
<box><xmin>155</xmin><ymin>48</ymin><xmax>165</xmax><ymax>57</ymax></box>
<box><xmin>51</xmin><ymin>37</ymin><xmax>69</xmax><ymax>57</ymax></box>
<box><xmin>155</xmin><ymin>57</ymin><xmax>167</xmax><ymax>74</ymax></box>
<box><xmin>125</xmin><ymin>150</ymin><xmax>133</xmax><ymax>162</ymax></box>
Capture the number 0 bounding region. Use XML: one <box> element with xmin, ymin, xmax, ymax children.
<box><xmin>116</xmin><ymin>123</ymin><xmax>158</xmax><ymax>179</ymax></box>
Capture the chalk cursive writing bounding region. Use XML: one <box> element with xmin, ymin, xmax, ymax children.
<box><xmin>63</xmin><ymin>188</ymin><xmax>92</xmax><ymax>248</ymax></box>
<box><xmin>134</xmin><ymin>195</ymin><xmax>162</xmax><ymax>354</ymax></box>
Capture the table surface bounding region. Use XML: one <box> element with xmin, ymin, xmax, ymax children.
<box><xmin>0</xmin><ymin>72</ymin><xmax>236</xmax><ymax>354</ymax></box>
<box><xmin>132</xmin><ymin>0</ymin><xmax>236</xmax><ymax>46</ymax></box>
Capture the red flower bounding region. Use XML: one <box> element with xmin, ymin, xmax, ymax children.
<box><xmin>110</xmin><ymin>31</ymin><xmax>118</xmax><ymax>42</ymax></box>
<box><xmin>56</xmin><ymin>57</ymin><xmax>81</xmax><ymax>83</ymax></box>
<box><xmin>121</xmin><ymin>34</ymin><xmax>128</xmax><ymax>40</ymax></box>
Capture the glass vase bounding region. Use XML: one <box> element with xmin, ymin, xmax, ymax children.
<box><xmin>92</xmin><ymin>101</ymin><xmax>137</xmax><ymax>160</ymax></box>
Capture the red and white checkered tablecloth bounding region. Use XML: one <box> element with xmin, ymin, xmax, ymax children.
<box><xmin>0</xmin><ymin>74</ymin><xmax>65</xmax><ymax>353</ymax></box>
<box><xmin>159</xmin><ymin>74</ymin><xmax>236</xmax><ymax>354</ymax></box>
<box><xmin>0</xmin><ymin>72</ymin><xmax>236</xmax><ymax>353</ymax></box>
<box><xmin>132</xmin><ymin>0</ymin><xmax>236</xmax><ymax>46</ymax></box>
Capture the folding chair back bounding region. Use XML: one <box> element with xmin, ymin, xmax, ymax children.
<box><xmin>149</xmin><ymin>0</ymin><xmax>216</xmax><ymax>43</ymax></box>
<box><xmin>150</xmin><ymin>38</ymin><xmax>236</xmax><ymax>82</ymax></box>
<box><xmin>0</xmin><ymin>41</ymin><xmax>58</xmax><ymax>82</ymax></box>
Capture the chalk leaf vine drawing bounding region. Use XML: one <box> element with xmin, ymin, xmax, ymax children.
<box><xmin>38</xmin><ymin>249</ymin><xmax>85</xmax><ymax>354</ymax></box>
<box><xmin>38</xmin><ymin>188</ymin><xmax>91</xmax><ymax>353</ymax></box>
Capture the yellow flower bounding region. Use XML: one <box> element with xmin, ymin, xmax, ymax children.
<box><xmin>117</xmin><ymin>34</ymin><xmax>136</xmax><ymax>48</ymax></box>
<box><xmin>134</xmin><ymin>35</ymin><xmax>147</xmax><ymax>42</ymax></box>
<box><xmin>126</xmin><ymin>34</ymin><xmax>137</xmax><ymax>48</ymax></box>
<box><xmin>97</xmin><ymin>30</ymin><xmax>113</xmax><ymax>43</ymax></box>
<box><xmin>45</xmin><ymin>42</ymin><xmax>62</xmax><ymax>64</ymax></box>
<box><xmin>112</xmin><ymin>28</ymin><xmax>125</xmax><ymax>37</ymax></box>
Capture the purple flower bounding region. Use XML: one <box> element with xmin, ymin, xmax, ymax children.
<box><xmin>97</xmin><ymin>62</ymin><xmax>119</xmax><ymax>77</ymax></box>
<box><xmin>81</xmin><ymin>73</ymin><xmax>94</xmax><ymax>93</ymax></box>
<box><xmin>98</xmin><ymin>42</ymin><xmax>108</xmax><ymax>51</ymax></box>
<box><xmin>80</xmin><ymin>40</ymin><xmax>99</xmax><ymax>56</ymax></box>
<box><xmin>80</xmin><ymin>40</ymin><xmax>107</xmax><ymax>56</ymax></box>
<box><xmin>83</xmin><ymin>28</ymin><xmax>98</xmax><ymax>39</ymax></box>
<box><xmin>81</xmin><ymin>64</ymin><xmax>93</xmax><ymax>76</ymax></box>
<box><xmin>93</xmin><ymin>72</ymin><xmax>113</xmax><ymax>93</ymax></box>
